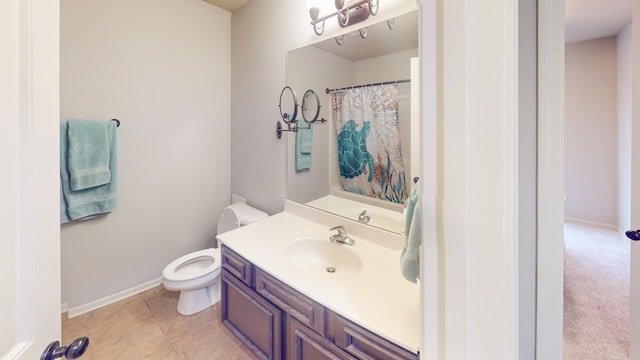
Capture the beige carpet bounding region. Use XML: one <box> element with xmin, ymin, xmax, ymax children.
<box><xmin>563</xmin><ymin>220</ymin><xmax>630</xmax><ymax>359</ymax></box>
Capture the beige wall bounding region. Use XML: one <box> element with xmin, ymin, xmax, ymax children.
<box><xmin>565</xmin><ymin>36</ymin><xmax>618</xmax><ymax>226</ymax></box>
<box><xmin>60</xmin><ymin>0</ymin><xmax>231</xmax><ymax>309</ymax></box>
<box><xmin>230</xmin><ymin>0</ymin><xmax>310</xmax><ymax>215</ymax></box>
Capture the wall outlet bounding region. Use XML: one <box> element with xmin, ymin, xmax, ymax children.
<box><xmin>232</xmin><ymin>193</ymin><xmax>246</xmax><ymax>204</ymax></box>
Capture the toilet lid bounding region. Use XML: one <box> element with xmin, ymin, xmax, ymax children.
<box><xmin>217</xmin><ymin>207</ymin><xmax>240</xmax><ymax>234</ymax></box>
<box><xmin>162</xmin><ymin>248</ymin><xmax>221</xmax><ymax>282</ymax></box>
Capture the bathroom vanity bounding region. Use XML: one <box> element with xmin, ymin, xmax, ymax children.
<box><xmin>217</xmin><ymin>201</ymin><xmax>420</xmax><ymax>360</ymax></box>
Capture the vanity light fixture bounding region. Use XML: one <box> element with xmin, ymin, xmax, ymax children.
<box><xmin>335</xmin><ymin>28</ymin><xmax>368</xmax><ymax>45</ymax></box>
<box><xmin>333</xmin><ymin>18</ymin><xmax>395</xmax><ymax>46</ymax></box>
<box><xmin>306</xmin><ymin>0</ymin><xmax>379</xmax><ymax>36</ymax></box>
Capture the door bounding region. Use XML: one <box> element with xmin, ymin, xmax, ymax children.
<box><xmin>0</xmin><ymin>0</ymin><xmax>62</xmax><ymax>358</ymax></box>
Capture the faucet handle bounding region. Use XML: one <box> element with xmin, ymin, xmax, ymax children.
<box><xmin>358</xmin><ymin>210</ymin><xmax>371</xmax><ymax>223</ymax></box>
<box><xmin>329</xmin><ymin>225</ymin><xmax>346</xmax><ymax>235</ymax></box>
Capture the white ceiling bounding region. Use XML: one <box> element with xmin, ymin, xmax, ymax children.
<box><xmin>565</xmin><ymin>0</ymin><xmax>632</xmax><ymax>43</ymax></box>
<box><xmin>201</xmin><ymin>0</ymin><xmax>247</xmax><ymax>12</ymax></box>
<box><xmin>203</xmin><ymin>0</ymin><xmax>632</xmax><ymax>42</ymax></box>
<box><xmin>203</xmin><ymin>0</ymin><xmax>632</xmax><ymax>44</ymax></box>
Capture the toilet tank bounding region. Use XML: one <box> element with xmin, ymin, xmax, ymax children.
<box><xmin>217</xmin><ymin>202</ymin><xmax>268</xmax><ymax>235</ymax></box>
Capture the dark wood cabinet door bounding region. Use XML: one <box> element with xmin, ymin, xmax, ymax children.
<box><xmin>288</xmin><ymin>317</ymin><xmax>355</xmax><ymax>360</ymax></box>
<box><xmin>334</xmin><ymin>314</ymin><xmax>419</xmax><ymax>360</ymax></box>
<box><xmin>221</xmin><ymin>269</ymin><xmax>283</xmax><ymax>360</ymax></box>
<box><xmin>221</xmin><ymin>244</ymin><xmax>253</xmax><ymax>286</ymax></box>
<box><xmin>256</xmin><ymin>268</ymin><xmax>325</xmax><ymax>335</ymax></box>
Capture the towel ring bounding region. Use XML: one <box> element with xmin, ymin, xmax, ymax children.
<box><xmin>110</xmin><ymin>119</ymin><xmax>121</xmax><ymax>127</ymax></box>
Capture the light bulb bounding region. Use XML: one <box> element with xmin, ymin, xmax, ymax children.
<box><xmin>306</xmin><ymin>0</ymin><xmax>336</xmax><ymax>19</ymax></box>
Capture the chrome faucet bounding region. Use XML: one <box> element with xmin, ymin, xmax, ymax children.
<box><xmin>358</xmin><ymin>210</ymin><xmax>371</xmax><ymax>224</ymax></box>
<box><xmin>329</xmin><ymin>226</ymin><xmax>355</xmax><ymax>246</ymax></box>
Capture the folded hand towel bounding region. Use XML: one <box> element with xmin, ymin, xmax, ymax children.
<box><xmin>296</xmin><ymin>126</ymin><xmax>313</xmax><ymax>171</ymax></box>
<box><xmin>60</xmin><ymin>121</ymin><xmax>118</xmax><ymax>223</ymax></box>
<box><xmin>400</xmin><ymin>180</ymin><xmax>422</xmax><ymax>283</ymax></box>
<box><xmin>67</xmin><ymin>119</ymin><xmax>113</xmax><ymax>190</ymax></box>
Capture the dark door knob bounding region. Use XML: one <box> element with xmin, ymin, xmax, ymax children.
<box><xmin>625</xmin><ymin>230</ymin><xmax>640</xmax><ymax>241</ymax></box>
<box><xmin>40</xmin><ymin>337</ymin><xmax>89</xmax><ymax>360</ymax></box>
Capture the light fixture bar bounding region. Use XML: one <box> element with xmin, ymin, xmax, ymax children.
<box><xmin>309</xmin><ymin>0</ymin><xmax>379</xmax><ymax>36</ymax></box>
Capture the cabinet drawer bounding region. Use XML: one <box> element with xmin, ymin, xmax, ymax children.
<box><xmin>221</xmin><ymin>244</ymin><xmax>253</xmax><ymax>286</ymax></box>
<box><xmin>334</xmin><ymin>314</ymin><xmax>419</xmax><ymax>360</ymax></box>
<box><xmin>288</xmin><ymin>317</ymin><xmax>355</xmax><ymax>360</ymax></box>
<box><xmin>221</xmin><ymin>269</ymin><xmax>283</xmax><ymax>360</ymax></box>
<box><xmin>255</xmin><ymin>268</ymin><xmax>326</xmax><ymax>335</ymax></box>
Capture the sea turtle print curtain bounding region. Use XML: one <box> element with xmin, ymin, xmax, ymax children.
<box><xmin>331</xmin><ymin>84</ymin><xmax>408</xmax><ymax>204</ymax></box>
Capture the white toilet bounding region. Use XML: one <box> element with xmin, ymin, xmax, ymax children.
<box><xmin>162</xmin><ymin>202</ymin><xmax>268</xmax><ymax>315</ymax></box>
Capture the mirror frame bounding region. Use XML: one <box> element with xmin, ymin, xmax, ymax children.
<box><xmin>279</xmin><ymin>86</ymin><xmax>298</xmax><ymax>125</ymax></box>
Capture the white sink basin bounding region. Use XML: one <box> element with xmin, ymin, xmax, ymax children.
<box><xmin>284</xmin><ymin>235</ymin><xmax>362</xmax><ymax>275</ymax></box>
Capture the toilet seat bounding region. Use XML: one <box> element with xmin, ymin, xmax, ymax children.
<box><xmin>161</xmin><ymin>202</ymin><xmax>268</xmax><ymax>315</ymax></box>
<box><xmin>162</xmin><ymin>248</ymin><xmax>221</xmax><ymax>282</ymax></box>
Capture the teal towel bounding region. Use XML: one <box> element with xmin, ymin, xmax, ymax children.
<box><xmin>60</xmin><ymin>121</ymin><xmax>118</xmax><ymax>223</ymax></box>
<box><xmin>295</xmin><ymin>126</ymin><xmax>313</xmax><ymax>171</ymax></box>
<box><xmin>67</xmin><ymin>119</ymin><xmax>113</xmax><ymax>190</ymax></box>
<box><xmin>401</xmin><ymin>180</ymin><xmax>422</xmax><ymax>283</ymax></box>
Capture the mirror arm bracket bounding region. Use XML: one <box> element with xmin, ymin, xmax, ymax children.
<box><xmin>276</xmin><ymin>121</ymin><xmax>298</xmax><ymax>139</ymax></box>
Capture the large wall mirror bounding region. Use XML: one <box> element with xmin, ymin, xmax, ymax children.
<box><xmin>286</xmin><ymin>10</ymin><xmax>419</xmax><ymax>234</ymax></box>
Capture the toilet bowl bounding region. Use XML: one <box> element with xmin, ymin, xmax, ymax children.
<box><xmin>161</xmin><ymin>202</ymin><xmax>268</xmax><ymax>315</ymax></box>
<box><xmin>162</xmin><ymin>248</ymin><xmax>221</xmax><ymax>315</ymax></box>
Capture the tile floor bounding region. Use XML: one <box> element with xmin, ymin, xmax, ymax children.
<box><xmin>62</xmin><ymin>286</ymin><xmax>256</xmax><ymax>359</ymax></box>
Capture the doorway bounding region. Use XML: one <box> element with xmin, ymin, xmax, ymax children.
<box><xmin>562</xmin><ymin>3</ymin><xmax>632</xmax><ymax>358</ymax></box>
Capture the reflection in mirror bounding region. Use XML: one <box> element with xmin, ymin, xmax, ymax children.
<box><xmin>301</xmin><ymin>90</ymin><xmax>321</xmax><ymax>124</ymax></box>
<box><xmin>286</xmin><ymin>10</ymin><xmax>418</xmax><ymax>234</ymax></box>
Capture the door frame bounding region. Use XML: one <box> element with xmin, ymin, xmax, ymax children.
<box><xmin>419</xmin><ymin>0</ymin><xmax>546</xmax><ymax>358</ymax></box>
<box><xmin>536</xmin><ymin>0</ymin><xmax>565</xmax><ymax>358</ymax></box>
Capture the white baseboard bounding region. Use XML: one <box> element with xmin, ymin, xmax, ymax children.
<box><xmin>66</xmin><ymin>277</ymin><xmax>163</xmax><ymax>318</ymax></box>
<box><xmin>564</xmin><ymin>216</ymin><xmax>619</xmax><ymax>232</ymax></box>
<box><xmin>61</xmin><ymin>302</ymin><xmax>68</xmax><ymax>314</ymax></box>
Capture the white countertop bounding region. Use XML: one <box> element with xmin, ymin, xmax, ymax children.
<box><xmin>217</xmin><ymin>201</ymin><xmax>420</xmax><ymax>353</ymax></box>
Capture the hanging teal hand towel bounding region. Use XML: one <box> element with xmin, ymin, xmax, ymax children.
<box><xmin>60</xmin><ymin>120</ymin><xmax>118</xmax><ymax>223</ymax></box>
<box><xmin>295</xmin><ymin>126</ymin><xmax>313</xmax><ymax>171</ymax></box>
<box><xmin>401</xmin><ymin>180</ymin><xmax>422</xmax><ymax>283</ymax></box>
<box><xmin>67</xmin><ymin>119</ymin><xmax>113</xmax><ymax>190</ymax></box>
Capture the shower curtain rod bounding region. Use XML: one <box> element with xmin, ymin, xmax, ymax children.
<box><xmin>325</xmin><ymin>79</ymin><xmax>410</xmax><ymax>94</ymax></box>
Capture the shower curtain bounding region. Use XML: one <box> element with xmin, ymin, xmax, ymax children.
<box><xmin>331</xmin><ymin>84</ymin><xmax>408</xmax><ymax>204</ymax></box>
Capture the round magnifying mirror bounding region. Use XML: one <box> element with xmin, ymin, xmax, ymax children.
<box><xmin>301</xmin><ymin>90</ymin><xmax>320</xmax><ymax>124</ymax></box>
<box><xmin>279</xmin><ymin>86</ymin><xmax>298</xmax><ymax>125</ymax></box>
